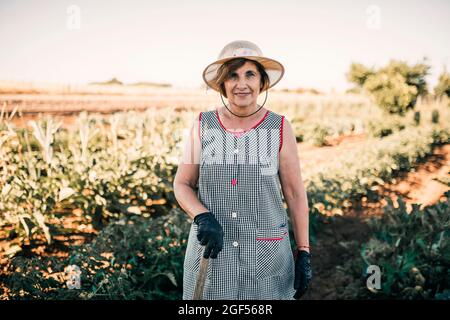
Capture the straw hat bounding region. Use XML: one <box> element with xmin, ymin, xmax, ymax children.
<box><xmin>202</xmin><ymin>40</ymin><xmax>285</xmax><ymax>92</ymax></box>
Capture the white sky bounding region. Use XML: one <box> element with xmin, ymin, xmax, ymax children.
<box><xmin>0</xmin><ymin>0</ymin><xmax>449</xmax><ymax>92</ymax></box>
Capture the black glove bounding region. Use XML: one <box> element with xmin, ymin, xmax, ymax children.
<box><xmin>294</xmin><ymin>250</ymin><xmax>312</xmax><ymax>299</ymax></box>
<box><xmin>194</xmin><ymin>212</ymin><xmax>224</xmax><ymax>259</ymax></box>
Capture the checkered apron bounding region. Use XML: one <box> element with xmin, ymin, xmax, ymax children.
<box><xmin>183</xmin><ymin>109</ymin><xmax>296</xmax><ymax>300</ymax></box>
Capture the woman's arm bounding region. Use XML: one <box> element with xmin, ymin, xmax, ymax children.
<box><xmin>173</xmin><ymin>116</ymin><xmax>209</xmax><ymax>220</ymax></box>
<box><xmin>278</xmin><ymin>118</ymin><xmax>310</xmax><ymax>253</ymax></box>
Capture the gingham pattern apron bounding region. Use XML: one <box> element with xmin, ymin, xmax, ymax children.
<box><xmin>183</xmin><ymin>109</ymin><xmax>296</xmax><ymax>300</ymax></box>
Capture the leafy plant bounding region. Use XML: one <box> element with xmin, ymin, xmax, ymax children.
<box><xmin>2</xmin><ymin>209</ymin><xmax>190</xmax><ymax>300</ymax></box>
<box><xmin>348</xmin><ymin>59</ymin><xmax>430</xmax><ymax>115</ymax></box>
<box><xmin>359</xmin><ymin>191</ymin><xmax>450</xmax><ymax>299</ymax></box>
<box><xmin>434</xmin><ymin>69</ymin><xmax>450</xmax><ymax>98</ymax></box>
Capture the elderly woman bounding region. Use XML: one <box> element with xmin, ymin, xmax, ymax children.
<box><xmin>173</xmin><ymin>40</ymin><xmax>312</xmax><ymax>300</ymax></box>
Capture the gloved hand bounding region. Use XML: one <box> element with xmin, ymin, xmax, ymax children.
<box><xmin>194</xmin><ymin>212</ymin><xmax>224</xmax><ymax>259</ymax></box>
<box><xmin>294</xmin><ymin>250</ymin><xmax>312</xmax><ymax>299</ymax></box>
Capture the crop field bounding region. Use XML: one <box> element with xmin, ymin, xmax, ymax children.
<box><xmin>0</xmin><ymin>82</ymin><xmax>449</xmax><ymax>299</ymax></box>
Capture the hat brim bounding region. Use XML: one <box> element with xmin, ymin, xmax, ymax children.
<box><xmin>202</xmin><ymin>56</ymin><xmax>285</xmax><ymax>92</ymax></box>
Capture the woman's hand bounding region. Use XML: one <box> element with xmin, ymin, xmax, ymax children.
<box><xmin>293</xmin><ymin>250</ymin><xmax>313</xmax><ymax>299</ymax></box>
<box><xmin>194</xmin><ymin>212</ymin><xmax>224</xmax><ymax>259</ymax></box>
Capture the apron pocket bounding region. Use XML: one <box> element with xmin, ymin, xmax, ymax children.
<box><xmin>256</xmin><ymin>226</ymin><xmax>290</xmax><ymax>279</ymax></box>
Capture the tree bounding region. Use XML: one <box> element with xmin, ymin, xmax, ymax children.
<box><xmin>434</xmin><ymin>68</ymin><xmax>450</xmax><ymax>98</ymax></box>
<box><xmin>380</xmin><ymin>60</ymin><xmax>429</xmax><ymax>96</ymax></box>
<box><xmin>363</xmin><ymin>72</ymin><xmax>418</xmax><ymax>115</ymax></box>
<box><xmin>347</xmin><ymin>59</ymin><xmax>430</xmax><ymax>115</ymax></box>
<box><xmin>347</xmin><ymin>63</ymin><xmax>375</xmax><ymax>87</ymax></box>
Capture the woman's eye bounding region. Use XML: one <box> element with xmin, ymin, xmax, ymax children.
<box><xmin>229</xmin><ymin>73</ymin><xmax>254</xmax><ymax>80</ymax></box>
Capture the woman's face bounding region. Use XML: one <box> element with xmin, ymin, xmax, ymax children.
<box><xmin>223</xmin><ymin>61</ymin><xmax>262</xmax><ymax>109</ymax></box>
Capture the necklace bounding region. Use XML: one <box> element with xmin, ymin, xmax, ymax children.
<box><xmin>220</xmin><ymin>89</ymin><xmax>268</xmax><ymax>118</ymax></box>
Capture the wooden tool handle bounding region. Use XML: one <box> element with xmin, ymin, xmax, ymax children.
<box><xmin>193</xmin><ymin>253</ymin><xmax>209</xmax><ymax>300</ymax></box>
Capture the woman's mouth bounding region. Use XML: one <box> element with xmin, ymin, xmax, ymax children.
<box><xmin>235</xmin><ymin>93</ymin><xmax>250</xmax><ymax>97</ymax></box>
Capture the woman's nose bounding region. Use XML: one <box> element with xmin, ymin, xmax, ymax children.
<box><xmin>237</xmin><ymin>76</ymin><xmax>248</xmax><ymax>88</ymax></box>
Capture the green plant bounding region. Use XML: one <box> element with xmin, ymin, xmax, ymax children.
<box><xmin>431</xmin><ymin>109</ymin><xmax>440</xmax><ymax>124</ymax></box>
<box><xmin>305</xmin><ymin>125</ymin><xmax>449</xmax><ymax>213</ymax></box>
<box><xmin>434</xmin><ymin>69</ymin><xmax>450</xmax><ymax>98</ymax></box>
<box><xmin>359</xmin><ymin>192</ymin><xmax>450</xmax><ymax>299</ymax></box>
<box><xmin>2</xmin><ymin>210</ymin><xmax>190</xmax><ymax>300</ymax></box>
<box><xmin>348</xmin><ymin>60</ymin><xmax>430</xmax><ymax>115</ymax></box>
<box><xmin>414</xmin><ymin>111</ymin><xmax>421</xmax><ymax>126</ymax></box>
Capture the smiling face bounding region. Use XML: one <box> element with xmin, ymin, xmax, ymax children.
<box><xmin>223</xmin><ymin>61</ymin><xmax>262</xmax><ymax>109</ymax></box>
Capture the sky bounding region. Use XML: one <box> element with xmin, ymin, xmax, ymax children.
<box><xmin>0</xmin><ymin>0</ymin><xmax>449</xmax><ymax>93</ymax></box>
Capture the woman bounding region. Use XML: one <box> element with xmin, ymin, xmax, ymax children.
<box><xmin>173</xmin><ymin>40</ymin><xmax>312</xmax><ymax>300</ymax></box>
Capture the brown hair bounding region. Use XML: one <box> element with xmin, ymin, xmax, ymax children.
<box><xmin>213</xmin><ymin>58</ymin><xmax>270</xmax><ymax>98</ymax></box>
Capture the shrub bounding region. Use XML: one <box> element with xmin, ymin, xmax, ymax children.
<box><xmin>431</xmin><ymin>110</ymin><xmax>440</xmax><ymax>124</ymax></box>
<box><xmin>360</xmin><ymin>191</ymin><xmax>450</xmax><ymax>299</ymax></box>
<box><xmin>2</xmin><ymin>210</ymin><xmax>190</xmax><ymax>300</ymax></box>
<box><xmin>414</xmin><ymin>111</ymin><xmax>421</xmax><ymax>126</ymax></box>
<box><xmin>434</xmin><ymin>70</ymin><xmax>450</xmax><ymax>98</ymax></box>
<box><xmin>347</xmin><ymin>60</ymin><xmax>430</xmax><ymax>115</ymax></box>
